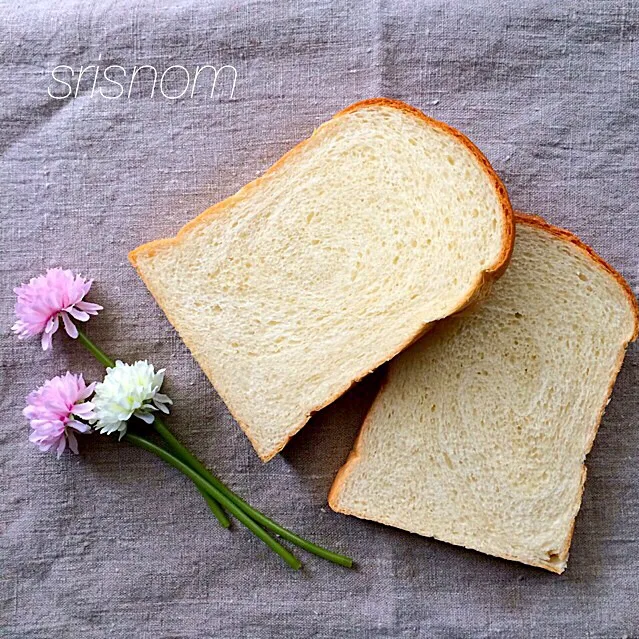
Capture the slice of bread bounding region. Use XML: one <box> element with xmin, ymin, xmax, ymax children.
<box><xmin>329</xmin><ymin>213</ymin><xmax>638</xmax><ymax>573</ymax></box>
<box><xmin>129</xmin><ymin>99</ymin><xmax>514</xmax><ymax>461</ymax></box>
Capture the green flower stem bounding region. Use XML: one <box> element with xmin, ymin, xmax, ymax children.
<box><xmin>76</xmin><ymin>330</ymin><xmax>115</xmax><ymax>368</ymax></box>
<box><xmin>76</xmin><ymin>329</ymin><xmax>230</xmax><ymax>529</ymax></box>
<box><xmin>153</xmin><ymin>416</ymin><xmax>353</xmax><ymax>568</ymax></box>
<box><xmin>76</xmin><ymin>328</ymin><xmax>353</xmax><ymax>568</ymax></box>
<box><xmin>154</xmin><ymin>418</ymin><xmax>230</xmax><ymax>529</ymax></box>
<box><xmin>198</xmin><ymin>493</ymin><xmax>230</xmax><ymax>528</ymax></box>
<box><xmin>124</xmin><ymin>432</ymin><xmax>302</xmax><ymax>570</ymax></box>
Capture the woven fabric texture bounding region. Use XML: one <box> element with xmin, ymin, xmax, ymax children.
<box><xmin>1</xmin><ymin>1</ymin><xmax>638</xmax><ymax>637</ymax></box>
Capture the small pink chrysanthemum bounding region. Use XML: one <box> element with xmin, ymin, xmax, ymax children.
<box><xmin>12</xmin><ymin>268</ymin><xmax>103</xmax><ymax>351</ymax></box>
<box><xmin>24</xmin><ymin>372</ymin><xmax>96</xmax><ymax>457</ymax></box>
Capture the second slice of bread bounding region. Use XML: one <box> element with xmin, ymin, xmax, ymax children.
<box><xmin>130</xmin><ymin>99</ymin><xmax>513</xmax><ymax>461</ymax></box>
<box><xmin>329</xmin><ymin>213</ymin><xmax>638</xmax><ymax>572</ymax></box>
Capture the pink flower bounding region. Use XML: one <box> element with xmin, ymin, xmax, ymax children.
<box><xmin>12</xmin><ymin>268</ymin><xmax>103</xmax><ymax>351</ymax></box>
<box><xmin>24</xmin><ymin>373</ymin><xmax>96</xmax><ymax>457</ymax></box>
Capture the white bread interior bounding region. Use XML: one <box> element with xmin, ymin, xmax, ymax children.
<box><xmin>329</xmin><ymin>214</ymin><xmax>638</xmax><ymax>573</ymax></box>
<box><xmin>130</xmin><ymin>99</ymin><xmax>513</xmax><ymax>461</ymax></box>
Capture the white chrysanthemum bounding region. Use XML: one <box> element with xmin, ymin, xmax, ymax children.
<box><xmin>90</xmin><ymin>360</ymin><xmax>172</xmax><ymax>438</ymax></box>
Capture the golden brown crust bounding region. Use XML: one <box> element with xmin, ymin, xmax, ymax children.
<box><xmin>336</xmin><ymin>99</ymin><xmax>515</xmax><ymax>280</ymax></box>
<box><xmin>329</xmin><ymin>211</ymin><xmax>638</xmax><ymax>572</ymax></box>
<box><xmin>129</xmin><ymin>98</ymin><xmax>515</xmax><ymax>461</ymax></box>
<box><xmin>514</xmin><ymin>212</ymin><xmax>638</xmax><ymax>340</ymax></box>
<box><xmin>514</xmin><ymin>213</ymin><xmax>638</xmax><ymax>568</ymax></box>
<box><xmin>328</xmin><ymin>377</ymin><xmax>388</xmax><ymax>510</ymax></box>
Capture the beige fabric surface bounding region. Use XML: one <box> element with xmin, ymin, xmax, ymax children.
<box><xmin>1</xmin><ymin>1</ymin><xmax>638</xmax><ymax>637</ymax></box>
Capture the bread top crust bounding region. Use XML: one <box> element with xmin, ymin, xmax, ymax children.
<box><xmin>513</xmin><ymin>212</ymin><xmax>638</xmax><ymax>340</ymax></box>
<box><xmin>128</xmin><ymin>99</ymin><xmax>515</xmax><ymax>461</ymax></box>
<box><xmin>328</xmin><ymin>212</ymin><xmax>638</xmax><ymax>572</ymax></box>
<box><xmin>336</xmin><ymin>99</ymin><xmax>515</xmax><ymax>280</ymax></box>
<box><xmin>129</xmin><ymin>98</ymin><xmax>514</xmax><ymax>279</ymax></box>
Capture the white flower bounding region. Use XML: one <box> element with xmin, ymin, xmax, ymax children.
<box><xmin>90</xmin><ymin>360</ymin><xmax>172</xmax><ymax>438</ymax></box>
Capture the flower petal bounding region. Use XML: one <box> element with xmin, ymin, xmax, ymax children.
<box><xmin>72</xmin><ymin>402</ymin><xmax>95</xmax><ymax>417</ymax></box>
<box><xmin>75</xmin><ymin>301</ymin><xmax>103</xmax><ymax>314</ymax></box>
<box><xmin>65</xmin><ymin>306</ymin><xmax>90</xmax><ymax>322</ymax></box>
<box><xmin>41</xmin><ymin>330</ymin><xmax>53</xmax><ymax>351</ymax></box>
<box><xmin>77</xmin><ymin>382</ymin><xmax>97</xmax><ymax>401</ymax></box>
<box><xmin>12</xmin><ymin>269</ymin><xmax>102</xmax><ymax>346</ymax></box>
<box><xmin>154</xmin><ymin>393</ymin><xmax>173</xmax><ymax>405</ymax></box>
<box><xmin>134</xmin><ymin>410</ymin><xmax>155</xmax><ymax>424</ymax></box>
<box><xmin>91</xmin><ymin>360</ymin><xmax>172</xmax><ymax>436</ymax></box>
<box><xmin>56</xmin><ymin>435</ymin><xmax>67</xmax><ymax>458</ymax></box>
<box><xmin>67</xmin><ymin>430</ymin><xmax>79</xmax><ymax>454</ymax></box>
<box><xmin>61</xmin><ymin>312</ymin><xmax>79</xmax><ymax>339</ymax></box>
<box><xmin>68</xmin><ymin>419</ymin><xmax>91</xmax><ymax>433</ymax></box>
<box><xmin>44</xmin><ymin>315</ymin><xmax>59</xmax><ymax>335</ymax></box>
<box><xmin>24</xmin><ymin>372</ymin><xmax>96</xmax><ymax>456</ymax></box>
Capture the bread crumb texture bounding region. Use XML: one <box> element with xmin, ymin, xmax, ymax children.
<box><xmin>330</xmin><ymin>218</ymin><xmax>637</xmax><ymax>573</ymax></box>
<box><xmin>131</xmin><ymin>100</ymin><xmax>511</xmax><ymax>460</ymax></box>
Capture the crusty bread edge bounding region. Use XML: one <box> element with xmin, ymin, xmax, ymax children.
<box><xmin>328</xmin><ymin>211</ymin><xmax>639</xmax><ymax>573</ymax></box>
<box><xmin>337</xmin><ymin>98</ymin><xmax>515</xmax><ymax>281</ymax></box>
<box><xmin>128</xmin><ymin>97</ymin><xmax>515</xmax><ymax>461</ymax></box>
<box><xmin>513</xmin><ymin>212</ymin><xmax>639</xmax><ymax>340</ymax></box>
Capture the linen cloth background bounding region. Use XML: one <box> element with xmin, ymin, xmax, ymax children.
<box><xmin>1</xmin><ymin>0</ymin><xmax>638</xmax><ymax>637</ymax></box>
